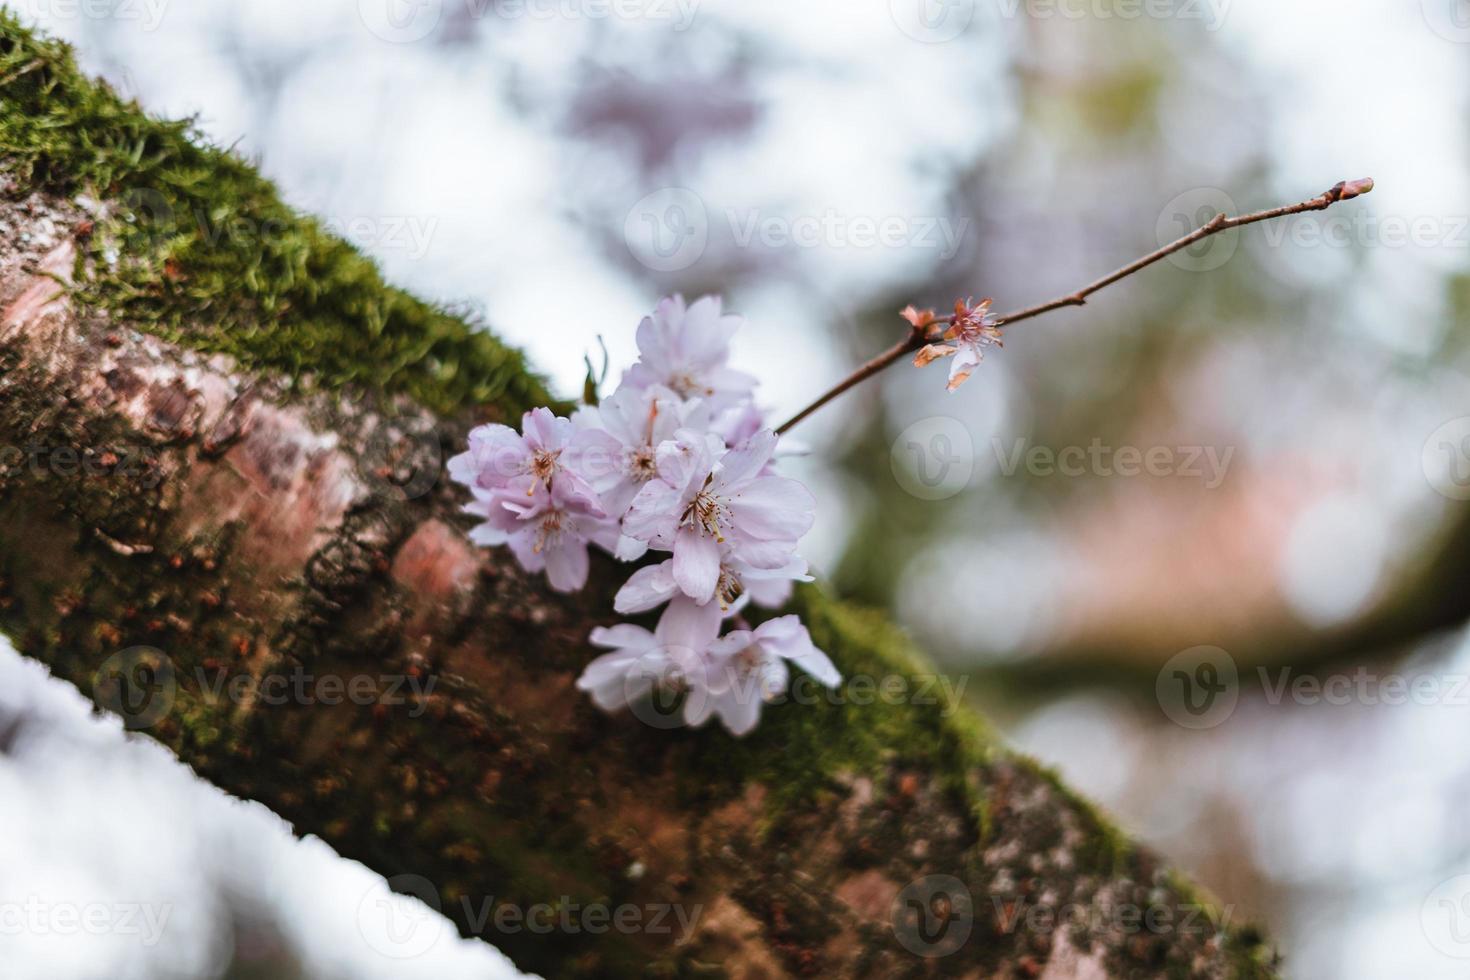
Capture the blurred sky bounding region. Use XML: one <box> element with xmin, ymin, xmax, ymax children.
<box><xmin>4</xmin><ymin>1</ymin><xmax>1470</xmax><ymax>977</ymax></box>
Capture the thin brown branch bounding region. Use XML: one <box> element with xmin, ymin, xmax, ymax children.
<box><xmin>989</xmin><ymin>178</ymin><xmax>1375</xmax><ymax>327</ymax></box>
<box><xmin>775</xmin><ymin>178</ymin><xmax>1374</xmax><ymax>436</ymax></box>
<box><xmin>775</xmin><ymin>328</ymin><xmax>929</xmax><ymax>435</ymax></box>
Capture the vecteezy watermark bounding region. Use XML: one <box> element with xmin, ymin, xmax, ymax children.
<box><xmin>111</xmin><ymin>190</ymin><xmax>437</xmax><ymax>260</ymax></box>
<box><xmin>891</xmin><ymin>416</ymin><xmax>975</xmax><ymax>501</ymax></box>
<box><xmin>1423</xmin><ymin>417</ymin><xmax>1470</xmax><ymax>501</ymax></box>
<box><xmin>193</xmin><ymin>665</ymin><xmax>439</xmax><ymax>719</ymax></box>
<box><xmin>622</xmin><ymin>188</ymin><xmax>972</xmax><ymax>273</ymax></box>
<box><xmin>92</xmin><ymin>646</ymin><xmax>178</xmax><ymax>731</ymax></box>
<box><xmin>357</xmin><ymin>0</ymin><xmax>699</xmax><ymax>43</ymax></box>
<box><xmin>358</xmin><ymin>874</ymin><xmax>446</xmax><ymax>960</ymax></box>
<box><xmin>620</xmin><ymin>655</ymin><xmax>973</xmax><ymax>731</ymax></box>
<box><xmin>1423</xmin><ymin>874</ymin><xmax>1470</xmax><ymax>958</ymax></box>
<box><xmin>994</xmin><ymin>0</ymin><xmax>1230</xmax><ymax>30</ymax></box>
<box><xmin>357</xmin><ymin>874</ymin><xmax>703</xmax><ymax>959</ymax></box>
<box><xmin>1255</xmin><ymin>211</ymin><xmax>1470</xmax><ymax>251</ymax></box>
<box><xmin>893</xmin><ymin>875</ymin><xmax>974</xmax><ymax>957</ymax></box>
<box><xmin>1156</xmin><ymin>649</ymin><xmax>1470</xmax><ymax>730</ymax></box>
<box><xmin>992</xmin><ymin>438</ymin><xmax>1234</xmax><ymax>488</ymax></box>
<box><xmin>0</xmin><ymin>441</ymin><xmax>162</xmax><ymax>489</ymax></box>
<box><xmin>1422</xmin><ymin>0</ymin><xmax>1470</xmax><ymax>43</ymax></box>
<box><xmin>359</xmin><ymin>409</ymin><xmax>444</xmax><ymax>502</ymax></box>
<box><xmin>726</xmin><ymin>209</ymin><xmax>970</xmax><ymax>261</ymax></box>
<box><xmin>91</xmin><ymin>647</ymin><xmax>439</xmax><ymax>731</ymax></box>
<box><xmin>991</xmin><ymin>896</ymin><xmax>1235</xmax><ymax>936</ymax></box>
<box><xmin>1157</xmin><ymin>188</ymin><xmax>1240</xmax><ymax>272</ymax></box>
<box><xmin>491</xmin><ymin>0</ymin><xmax>699</xmax><ymax>29</ymax></box>
<box><xmin>1155</xmin><ymin>646</ymin><xmax>1238</xmax><ymax>729</ymax></box>
<box><xmin>624</xmin><ymin>187</ymin><xmax>709</xmax><ymax>273</ymax></box>
<box><xmin>0</xmin><ymin>899</ymin><xmax>172</xmax><ymax>946</ymax></box>
<box><xmin>889</xmin><ymin>0</ymin><xmax>976</xmax><ymax>43</ymax></box>
<box><xmin>1257</xmin><ymin>666</ymin><xmax>1470</xmax><ymax>709</ymax></box>
<box><xmin>16</xmin><ymin>0</ymin><xmax>169</xmax><ymax>31</ymax></box>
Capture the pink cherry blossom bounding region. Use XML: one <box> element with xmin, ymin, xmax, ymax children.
<box><xmin>448</xmin><ymin>406</ymin><xmax>602</xmax><ymax>506</ymax></box>
<box><xmin>693</xmin><ymin>616</ymin><xmax>841</xmax><ymax>736</ymax></box>
<box><xmin>614</xmin><ymin>550</ymin><xmax>810</xmax><ymax>615</ymax></box>
<box><xmin>913</xmin><ymin>297</ymin><xmax>1003</xmax><ymax>391</ymax></box>
<box><xmin>576</xmin><ymin>598</ymin><xmax>723</xmax><ymax>724</ymax></box>
<box><xmin>464</xmin><ymin>480</ymin><xmax>617</xmax><ymax>592</ymax></box>
<box><xmin>622</xmin><ymin>429</ymin><xmax>815</xmax><ymax>604</ymax></box>
<box><xmin>622</xmin><ymin>295</ymin><xmax>756</xmax><ymax>410</ymax></box>
<box><xmin>573</xmin><ymin>384</ymin><xmax>709</xmax><ymax>519</ymax></box>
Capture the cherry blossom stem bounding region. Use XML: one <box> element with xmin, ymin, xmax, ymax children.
<box><xmin>774</xmin><ymin>178</ymin><xmax>1374</xmax><ymax>436</ymax></box>
<box><xmin>774</xmin><ymin>329</ymin><xmax>930</xmax><ymax>435</ymax></box>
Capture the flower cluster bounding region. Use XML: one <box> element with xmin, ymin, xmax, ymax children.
<box><xmin>449</xmin><ymin>295</ymin><xmax>839</xmax><ymax>736</ymax></box>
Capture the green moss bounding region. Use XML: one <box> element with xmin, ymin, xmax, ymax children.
<box><xmin>0</xmin><ymin>12</ymin><xmax>555</xmax><ymax>418</ymax></box>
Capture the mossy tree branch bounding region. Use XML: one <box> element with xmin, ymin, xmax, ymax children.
<box><xmin>0</xmin><ymin>16</ymin><xmax>1279</xmax><ymax>978</ymax></box>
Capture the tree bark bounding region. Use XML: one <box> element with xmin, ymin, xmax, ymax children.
<box><xmin>0</xmin><ymin>22</ymin><xmax>1280</xmax><ymax>978</ymax></box>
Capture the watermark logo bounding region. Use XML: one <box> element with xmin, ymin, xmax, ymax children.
<box><xmin>0</xmin><ymin>899</ymin><xmax>172</xmax><ymax>945</ymax></box>
<box><xmin>495</xmin><ymin>0</ymin><xmax>700</xmax><ymax>28</ymax></box>
<box><xmin>893</xmin><ymin>874</ymin><xmax>973</xmax><ymax>957</ymax></box>
<box><xmin>17</xmin><ymin>0</ymin><xmax>170</xmax><ymax>32</ymax></box>
<box><xmin>358</xmin><ymin>0</ymin><xmax>443</xmax><ymax>43</ymax></box>
<box><xmin>1422</xmin><ymin>0</ymin><xmax>1470</xmax><ymax>43</ymax></box>
<box><xmin>1423</xmin><ymin>417</ymin><xmax>1470</xmax><ymax>501</ymax></box>
<box><xmin>891</xmin><ymin>416</ymin><xmax>974</xmax><ymax>500</ymax></box>
<box><xmin>361</xmin><ymin>410</ymin><xmax>444</xmax><ymax>502</ymax></box>
<box><xmin>1157</xmin><ymin>188</ymin><xmax>1239</xmax><ymax>272</ymax></box>
<box><xmin>624</xmin><ymin>648</ymin><xmax>710</xmax><ymax>730</ymax></box>
<box><xmin>726</xmin><ymin>209</ymin><xmax>969</xmax><ymax>260</ymax></box>
<box><xmin>358</xmin><ymin>873</ymin><xmax>446</xmax><ymax>959</ymax></box>
<box><xmin>992</xmin><ymin>437</ymin><xmax>1233</xmax><ymax>488</ymax></box>
<box><xmin>992</xmin><ymin>896</ymin><xmax>1233</xmax><ymax>936</ymax></box>
<box><xmin>116</xmin><ymin>186</ymin><xmax>177</xmax><ymax>251</ymax></box>
<box><xmin>1422</xmin><ymin>875</ymin><xmax>1470</xmax><ymax>958</ymax></box>
<box><xmin>1156</xmin><ymin>645</ymin><xmax>1237</xmax><ymax>729</ymax></box>
<box><xmin>92</xmin><ymin>646</ymin><xmax>176</xmax><ymax>731</ymax></box>
<box><xmin>889</xmin><ymin>0</ymin><xmax>975</xmax><ymax>43</ymax></box>
<box><xmin>624</xmin><ymin>187</ymin><xmax>709</xmax><ymax>272</ymax></box>
<box><xmin>994</xmin><ymin>0</ymin><xmax>1230</xmax><ymax>31</ymax></box>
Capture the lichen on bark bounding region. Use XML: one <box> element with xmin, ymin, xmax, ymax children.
<box><xmin>0</xmin><ymin>16</ymin><xmax>1280</xmax><ymax>979</ymax></box>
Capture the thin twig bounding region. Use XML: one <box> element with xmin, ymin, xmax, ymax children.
<box><xmin>775</xmin><ymin>178</ymin><xmax>1373</xmax><ymax>436</ymax></box>
<box><xmin>775</xmin><ymin>329</ymin><xmax>929</xmax><ymax>435</ymax></box>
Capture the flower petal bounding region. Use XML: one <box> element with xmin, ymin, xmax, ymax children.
<box><xmin>615</xmin><ymin>560</ymin><xmax>680</xmax><ymax>614</ymax></box>
<box><xmin>728</xmin><ymin>477</ymin><xmax>816</xmax><ymax>542</ymax></box>
<box><xmin>673</xmin><ymin>527</ymin><xmax>721</xmax><ymax>603</ymax></box>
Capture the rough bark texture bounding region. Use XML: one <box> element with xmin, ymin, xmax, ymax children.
<box><xmin>0</xmin><ymin>19</ymin><xmax>1281</xmax><ymax>979</ymax></box>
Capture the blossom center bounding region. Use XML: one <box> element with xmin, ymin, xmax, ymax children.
<box><xmin>667</xmin><ymin>371</ymin><xmax>710</xmax><ymax>398</ymax></box>
<box><xmin>682</xmin><ymin>488</ymin><xmax>728</xmax><ymax>541</ymax></box>
<box><xmin>629</xmin><ymin>446</ymin><xmax>658</xmax><ymax>480</ymax></box>
<box><xmin>532</xmin><ymin>508</ymin><xmax>565</xmax><ymax>554</ymax></box>
<box><xmin>714</xmin><ymin>566</ymin><xmax>743</xmax><ymax>609</ymax></box>
<box><xmin>528</xmin><ymin>448</ymin><xmax>560</xmax><ymax>485</ymax></box>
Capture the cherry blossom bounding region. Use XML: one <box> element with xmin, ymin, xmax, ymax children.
<box><xmin>457</xmin><ymin>295</ymin><xmax>837</xmax><ymax>735</ymax></box>
<box><xmin>573</xmin><ymin>384</ymin><xmax>707</xmax><ymax>518</ymax></box>
<box><xmin>622</xmin><ymin>295</ymin><xmax>756</xmax><ymax>410</ymax></box>
<box><xmin>449</xmin><ymin>406</ymin><xmax>601</xmax><ymax>505</ymax></box>
<box><xmin>614</xmin><ymin>550</ymin><xmax>811</xmax><ymax>615</ymax></box>
<box><xmin>913</xmin><ymin>297</ymin><xmax>1003</xmax><ymax>391</ymax></box>
<box><xmin>693</xmin><ymin>616</ymin><xmax>841</xmax><ymax>736</ymax></box>
<box><xmin>622</xmin><ymin>429</ymin><xmax>815</xmax><ymax>605</ymax></box>
<box><xmin>576</xmin><ymin>598</ymin><xmax>723</xmax><ymax>723</ymax></box>
<box><xmin>463</xmin><ymin>480</ymin><xmax>616</xmax><ymax>592</ymax></box>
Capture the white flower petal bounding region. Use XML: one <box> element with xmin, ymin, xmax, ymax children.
<box><xmin>672</xmin><ymin>528</ymin><xmax>721</xmax><ymax>603</ymax></box>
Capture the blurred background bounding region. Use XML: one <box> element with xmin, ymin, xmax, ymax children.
<box><xmin>4</xmin><ymin>0</ymin><xmax>1469</xmax><ymax>976</ymax></box>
